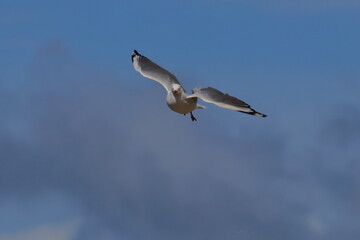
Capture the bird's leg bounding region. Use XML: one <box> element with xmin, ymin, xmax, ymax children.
<box><xmin>190</xmin><ymin>112</ymin><xmax>197</xmax><ymax>122</ymax></box>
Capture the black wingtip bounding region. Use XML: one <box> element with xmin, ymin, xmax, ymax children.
<box><xmin>238</xmin><ymin>109</ymin><xmax>267</xmax><ymax>118</ymax></box>
<box><xmin>253</xmin><ymin>112</ymin><xmax>267</xmax><ymax>118</ymax></box>
<box><xmin>251</xmin><ymin>108</ymin><xmax>267</xmax><ymax>118</ymax></box>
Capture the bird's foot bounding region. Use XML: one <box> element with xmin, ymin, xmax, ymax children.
<box><xmin>190</xmin><ymin>112</ymin><xmax>197</xmax><ymax>122</ymax></box>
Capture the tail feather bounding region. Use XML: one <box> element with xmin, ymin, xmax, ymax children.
<box><xmin>196</xmin><ymin>104</ymin><xmax>206</xmax><ymax>109</ymax></box>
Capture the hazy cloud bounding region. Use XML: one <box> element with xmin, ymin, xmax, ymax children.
<box><xmin>1</xmin><ymin>42</ymin><xmax>359</xmax><ymax>240</ymax></box>
<box><xmin>0</xmin><ymin>219</ymin><xmax>81</xmax><ymax>240</ymax></box>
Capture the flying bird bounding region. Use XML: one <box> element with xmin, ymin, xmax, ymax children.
<box><xmin>131</xmin><ymin>50</ymin><xmax>267</xmax><ymax>121</ymax></box>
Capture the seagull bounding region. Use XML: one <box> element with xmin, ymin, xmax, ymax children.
<box><xmin>131</xmin><ymin>50</ymin><xmax>267</xmax><ymax>121</ymax></box>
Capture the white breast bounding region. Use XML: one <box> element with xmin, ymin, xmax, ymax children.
<box><xmin>166</xmin><ymin>93</ymin><xmax>197</xmax><ymax>114</ymax></box>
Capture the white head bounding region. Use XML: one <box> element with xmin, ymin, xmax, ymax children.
<box><xmin>172</xmin><ymin>84</ymin><xmax>183</xmax><ymax>95</ymax></box>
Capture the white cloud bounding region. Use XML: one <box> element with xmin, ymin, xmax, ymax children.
<box><xmin>307</xmin><ymin>215</ymin><xmax>327</xmax><ymax>235</ymax></box>
<box><xmin>0</xmin><ymin>218</ymin><xmax>81</xmax><ymax>240</ymax></box>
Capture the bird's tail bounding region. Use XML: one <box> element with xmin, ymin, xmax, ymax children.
<box><xmin>196</xmin><ymin>104</ymin><xmax>206</xmax><ymax>109</ymax></box>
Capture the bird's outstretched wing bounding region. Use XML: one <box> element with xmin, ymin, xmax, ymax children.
<box><xmin>188</xmin><ymin>87</ymin><xmax>267</xmax><ymax>117</ymax></box>
<box><xmin>131</xmin><ymin>50</ymin><xmax>182</xmax><ymax>92</ymax></box>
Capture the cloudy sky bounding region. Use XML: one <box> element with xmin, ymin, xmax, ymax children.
<box><xmin>1</xmin><ymin>0</ymin><xmax>360</xmax><ymax>239</ymax></box>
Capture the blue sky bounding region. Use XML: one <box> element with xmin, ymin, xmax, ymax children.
<box><xmin>1</xmin><ymin>1</ymin><xmax>360</xmax><ymax>240</ymax></box>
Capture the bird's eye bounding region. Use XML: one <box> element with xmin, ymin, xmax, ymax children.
<box><xmin>173</xmin><ymin>90</ymin><xmax>178</xmax><ymax>94</ymax></box>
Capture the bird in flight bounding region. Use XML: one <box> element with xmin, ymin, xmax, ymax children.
<box><xmin>131</xmin><ymin>50</ymin><xmax>267</xmax><ymax>121</ymax></box>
